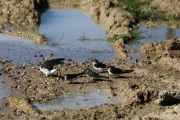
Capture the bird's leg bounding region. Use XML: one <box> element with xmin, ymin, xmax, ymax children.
<box><xmin>45</xmin><ymin>73</ymin><xmax>48</xmax><ymax>77</ymax></box>
<box><xmin>91</xmin><ymin>77</ymin><xmax>95</xmax><ymax>83</ymax></box>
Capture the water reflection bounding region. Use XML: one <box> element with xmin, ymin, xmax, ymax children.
<box><xmin>34</xmin><ymin>90</ymin><xmax>120</xmax><ymax>110</ymax></box>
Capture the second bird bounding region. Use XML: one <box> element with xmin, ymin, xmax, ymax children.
<box><xmin>85</xmin><ymin>68</ymin><xmax>108</xmax><ymax>81</ymax></box>
<box><xmin>91</xmin><ymin>59</ymin><xmax>106</xmax><ymax>72</ymax></box>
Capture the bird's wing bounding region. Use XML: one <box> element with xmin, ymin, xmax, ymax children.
<box><xmin>112</xmin><ymin>67</ymin><xmax>124</xmax><ymax>73</ymax></box>
<box><xmin>94</xmin><ymin>62</ymin><xmax>106</xmax><ymax>68</ymax></box>
<box><xmin>41</xmin><ymin>58</ymin><xmax>65</xmax><ymax>69</ymax></box>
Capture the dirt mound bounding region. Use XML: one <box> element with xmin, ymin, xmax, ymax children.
<box><xmin>0</xmin><ymin>0</ymin><xmax>46</xmax><ymax>29</ymax></box>
<box><xmin>140</xmin><ymin>38</ymin><xmax>180</xmax><ymax>54</ymax></box>
<box><xmin>150</xmin><ymin>0</ymin><xmax>180</xmax><ymax>18</ymax></box>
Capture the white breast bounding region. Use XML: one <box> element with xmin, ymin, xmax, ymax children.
<box><xmin>108</xmin><ymin>69</ymin><xmax>113</xmax><ymax>75</ymax></box>
<box><xmin>93</xmin><ymin>62</ymin><xmax>103</xmax><ymax>71</ymax></box>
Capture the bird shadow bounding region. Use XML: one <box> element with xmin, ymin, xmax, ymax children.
<box><xmin>123</xmin><ymin>70</ymin><xmax>134</xmax><ymax>73</ymax></box>
<box><xmin>68</xmin><ymin>81</ymin><xmax>96</xmax><ymax>85</ymax></box>
<box><xmin>49</xmin><ymin>75</ymin><xmax>59</xmax><ymax>77</ymax></box>
<box><xmin>110</xmin><ymin>76</ymin><xmax>132</xmax><ymax>79</ymax></box>
<box><xmin>93</xmin><ymin>78</ymin><xmax>113</xmax><ymax>82</ymax></box>
<box><xmin>111</xmin><ymin>75</ymin><xmax>140</xmax><ymax>79</ymax></box>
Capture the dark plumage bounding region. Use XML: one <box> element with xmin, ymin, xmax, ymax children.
<box><xmin>91</xmin><ymin>59</ymin><xmax>106</xmax><ymax>72</ymax></box>
<box><xmin>85</xmin><ymin>69</ymin><xmax>108</xmax><ymax>81</ymax></box>
<box><xmin>41</xmin><ymin>58</ymin><xmax>65</xmax><ymax>70</ymax></box>
<box><xmin>64</xmin><ymin>72</ymin><xmax>85</xmax><ymax>83</ymax></box>
<box><xmin>107</xmin><ymin>66</ymin><xmax>124</xmax><ymax>76</ymax></box>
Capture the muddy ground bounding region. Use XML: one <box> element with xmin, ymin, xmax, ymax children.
<box><xmin>0</xmin><ymin>0</ymin><xmax>180</xmax><ymax>120</ymax></box>
<box><xmin>0</xmin><ymin>52</ymin><xmax>180</xmax><ymax>120</ymax></box>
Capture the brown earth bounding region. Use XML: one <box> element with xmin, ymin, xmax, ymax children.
<box><xmin>150</xmin><ymin>0</ymin><xmax>180</xmax><ymax>18</ymax></box>
<box><xmin>140</xmin><ymin>38</ymin><xmax>180</xmax><ymax>55</ymax></box>
<box><xmin>0</xmin><ymin>0</ymin><xmax>180</xmax><ymax>120</ymax></box>
<box><xmin>0</xmin><ymin>56</ymin><xmax>180</xmax><ymax>119</ymax></box>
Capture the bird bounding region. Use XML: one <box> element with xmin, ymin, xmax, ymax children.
<box><xmin>39</xmin><ymin>67</ymin><xmax>57</xmax><ymax>77</ymax></box>
<box><xmin>91</xmin><ymin>59</ymin><xmax>106</xmax><ymax>72</ymax></box>
<box><xmin>106</xmin><ymin>66</ymin><xmax>125</xmax><ymax>77</ymax></box>
<box><xmin>84</xmin><ymin>68</ymin><xmax>108</xmax><ymax>81</ymax></box>
<box><xmin>40</xmin><ymin>58</ymin><xmax>65</xmax><ymax>70</ymax></box>
<box><xmin>64</xmin><ymin>72</ymin><xmax>85</xmax><ymax>83</ymax></box>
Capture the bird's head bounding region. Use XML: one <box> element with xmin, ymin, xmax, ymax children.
<box><xmin>91</xmin><ymin>59</ymin><xmax>98</xmax><ymax>63</ymax></box>
<box><xmin>39</xmin><ymin>66</ymin><xmax>42</xmax><ymax>70</ymax></box>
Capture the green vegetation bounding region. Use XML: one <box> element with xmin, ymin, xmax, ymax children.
<box><xmin>118</xmin><ymin>0</ymin><xmax>170</xmax><ymax>20</ymax></box>
<box><xmin>77</xmin><ymin>34</ymin><xmax>91</xmax><ymax>41</ymax></box>
<box><xmin>107</xmin><ymin>30</ymin><xmax>143</xmax><ymax>42</ymax></box>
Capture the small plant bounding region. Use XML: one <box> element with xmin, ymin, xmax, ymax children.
<box><xmin>91</xmin><ymin>50</ymin><xmax>104</xmax><ymax>54</ymax></box>
<box><xmin>77</xmin><ymin>34</ymin><xmax>106</xmax><ymax>41</ymax></box>
<box><xmin>107</xmin><ymin>34</ymin><xmax>126</xmax><ymax>42</ymax></box>
<box><xmin>49</xmin><ymin>34</ymin><xmax>64</xmax><ymax>47</ymax></box>
<box><xmin>107</xmin><ymin>30</ymin><xmax>143</xmax><ymax>42</ymax></box>
<box><xmin>77</xmin><ymin>34</ymin><xmax>90</xmax><ymax>41</ymax></box>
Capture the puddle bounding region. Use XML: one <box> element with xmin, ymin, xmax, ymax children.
<box><xmin>0</xmin><ymin>74</ymin><xmax>8</xmax><ymax>101</ymax></box>
<box><xmin>126</xmin><ymin>24</ymin><xmax>180</xmax><ymax>62</ymax></box>
<box><xmin>0</xmin><ymin>33</ymin><xmax>63</xmax><ymax>65</ymax></box>
<box><xmin>0</xmin><ymin>64</ymin><xmax>9</xmax><ymax>101</ymax></box>
<box><xmin>38</xmin><ymin>9</ymin><xmax>116</xmax><ymax>62</ymax></box>
<box><xmin>34</xmin><ymin>90</ymin><xmax>120</xmax><ymax>110</ymax></box>
<box><xmin>0</xmin><ymin>9</ymin><xmax>116</xmax><ymax>65</ymax></box>
<box><xmin>173</xmin><ymin>29</ymin><xmax>180</xmax><ymax>38</ymax></box>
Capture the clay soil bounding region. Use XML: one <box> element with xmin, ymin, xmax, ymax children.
<box><xmin>0</xmin><ymin>52</ymin><xmax>180</xmax><ymax>120</ymax></box>
<box><xmin>0</xmin><ymin>0</ymin><xmax>180</xmax><ymax>120</ymax></box>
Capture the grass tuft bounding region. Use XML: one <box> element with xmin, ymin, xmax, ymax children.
<box><xmin>107</xmin><ymin>30</ymin><xmax>143</xmax><ymax>42</ymax></box>
<box><xmin>118</xmin><ymin>0</ymin><xmax>175</xmax><ymax>20</ymax></box>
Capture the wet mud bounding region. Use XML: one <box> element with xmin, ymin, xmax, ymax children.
<box><xmin>0</xmin><ymin>56</ymin><xmax>179</xmax><ymax>119</ymax></box>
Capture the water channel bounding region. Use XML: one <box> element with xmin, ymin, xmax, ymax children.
<box><xmin>38</xmin><ymin>9</ymin><xmax>116</xmax><ymax>62</ymax></box>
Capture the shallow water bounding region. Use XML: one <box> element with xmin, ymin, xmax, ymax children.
<box><xmin>173</xmin><ymin>29</ymin><xmax>180</xmax><ymax>38</ymax></box>
<box><xmin>38</xmin><ymin>9</ymin><xmax>116</xmax><ymax>62</ymax></box>
<box><xmin>126</xmin><ymin>24</ymin><xmax>180</xmax><ymax>62</ymax></box>
<box><xmin>0</xmin><ymin>9</ymin><xmax>116</xmax><ymax>65</ymax></box>
<box><xmin>34</xmin><ymin>90</ymin><xmax>120</xmax><ymax>110</ymax></box>
<box><xmin>0</xmin><ymin>64</ymin><xmax>8</xmax><ymax>101</ymax></box>
<box><xmin>0</xmin><ymin>74</ymin><xmax>8</xmax><ymax>101</ymax></box>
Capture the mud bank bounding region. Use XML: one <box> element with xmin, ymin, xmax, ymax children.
<box><xmin>3</xmin><ymin>30</ymin><xmax>46</xmax><ymax>44</ymax></box>
<box><xmin>0</xmin><ymin>0</ymin><xmax>48</xmax><ymax>30</ymax></box>
<box><xmin>140</xmin><ymin>38</ymin><xmax>180</xmax><ymax>54</ymax></box>
<box><xmin>140</xmin><ymin>38</ymin><xmax>180</xmax><ymax>71</ymax></box>
<box><xmin>0</xmin><ymin>58</ymin><xmax>179</xmax><ymax>119</ymax></box>
<box><xmin>150</xmin><ymin>0</ymin><xmax>180</xmax><ymax>18</ymax></box>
